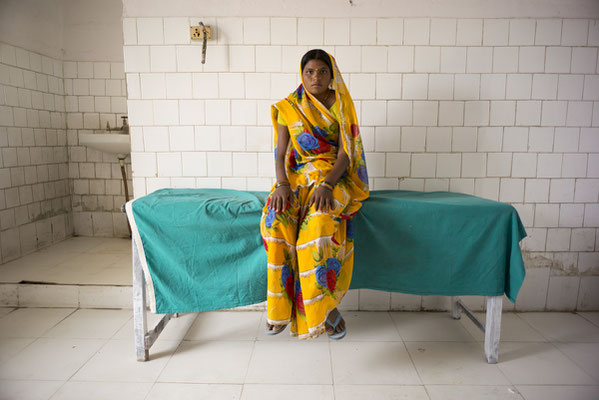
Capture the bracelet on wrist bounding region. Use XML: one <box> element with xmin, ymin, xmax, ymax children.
<box><xmin>276</xmin><ymin>181</ymin><xmax>290</xmax><ymax>188</ymax></box>
<box><xmin>320</xmin><ymin>181</ymin><xmax>334</xmax><ymax>191</ymax></box>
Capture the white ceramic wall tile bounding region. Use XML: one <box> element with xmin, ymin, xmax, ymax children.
<box><xmin>297</xmin><ymin>18</ymin><xmax>323</xmax><ymax>45</ymax></box>
<box><xmin>324</xmin><ymin>19</ymin><xmax>350</xmax><ymax>45</ymax></box>
<box><xmin>374</xmin><ymin>18</ymin><xmax>402</xmax><ymax>46</ymax></box>
<box><xmin>244</xmin><ymin>18</ymin><xmax>270</xmax><ymax>45</ymax></box>
<box><xmin>137</xmin><ymin>18</ymin><xmax>164</xmax><ymax>45</ymax></box>
<box><xmin>163</xmin><ymin>17</ymin><xmax>190</xmax><ymax>45</ymax></box>
<box><xmin>271</xmin><ymin>18</ymin><xmax>296</xmax><ymax>45</ymax></box>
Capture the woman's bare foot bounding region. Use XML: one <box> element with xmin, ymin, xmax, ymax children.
<box><xmin>325</xmin><ymin>308</ymin><xmax>345</xmax><ymax>335</ymax></box>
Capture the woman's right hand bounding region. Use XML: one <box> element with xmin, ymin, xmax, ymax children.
<box><xmin>270</xmin><ymin>185</ymin><xmax>293</xmax><ymax>213</ymax></box>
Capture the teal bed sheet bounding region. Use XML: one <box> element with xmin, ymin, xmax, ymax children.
<box><xmin>128</xmin><ymin>188</ymin><xmax>526</xmax><ymax>314</ymax></box>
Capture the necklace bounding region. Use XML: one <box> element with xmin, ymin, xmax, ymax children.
<box><xmin>319</xmin><ymin>89</ymin><xmax>332</xmax><ymax>107</ymax></box>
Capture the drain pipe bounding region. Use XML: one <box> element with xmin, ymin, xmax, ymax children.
<box><xmin>119</xmin><ymin>157</ymin><xmax>132</xmax><ymax>238</ymax></box>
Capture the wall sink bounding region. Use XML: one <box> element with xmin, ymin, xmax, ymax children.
<box><xmin>79</xmin><ymin>133</ymin><xmax>131</xmax><ymax>159</ymax></box>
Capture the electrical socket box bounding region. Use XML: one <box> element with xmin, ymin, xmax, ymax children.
<box><xmin>190</xmin><ymin>25</ymin><xmax>212</xmax><ymax>40</ymax></box>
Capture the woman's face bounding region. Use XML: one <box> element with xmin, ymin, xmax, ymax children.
<box><xmin>302</xmin><ymin>59</ymin><xmax>332</xmax><ymax>97</ymax></box>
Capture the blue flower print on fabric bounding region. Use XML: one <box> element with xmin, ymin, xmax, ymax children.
<box><xmin>313</xmin><ymin>126</ymin><xmax>328</xmax><ymax>138</ymax></box>
<box><xmin>315</xmin><ymin>264</ymin><xmax>328</xmax><ymax>287</ymax></box>
<box><xmin>265</xmin><ymin>208</ymin><xmax>276</xmax><ymax>228</ymax></box>
<box><xmin>346</xmin><ymin>220</ymin><xmax>354</xmax><ymax>239</ymax></box>
<box><xmin>357</xmin><ymin>166</ymin><xmax>368</xmax><ymax>184</ymax></box>
<box><xmin>314</xmin><ymin>125</ymin><xmax>337</xmax><ymax>146</ymax></box>
<box><xmin>296</xmin><ymin>84</ymin><xmax>304</xmax><ymax>100</ymax></box>
<box><xmin>297</xmin><ymin>132</ymin><xmax>319</xmax><ymax>151</ymax></box>
<box><xmin>326</xmin><ymin>257</ymin><xmax>341</xmax><ymax>277</ymax></box>
<box><xmin>281</xmin><ymin>264</ymin><xmax>290</xmax><ymax>288</ymax></box>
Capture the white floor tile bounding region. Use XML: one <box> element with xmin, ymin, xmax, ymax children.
<box><xmin>146</xmin><ymin>383</ymin><xmax>242</xmax><ymax>400</ymax></box>
<box><xmin>405</xmin><ymin>342</ymin><xmax>510</xmax><ymax>385</ymax></box>
<box><xmin>0</xmin><ymin>308</ymin><xmax>75</xmax><ymax>338</ymax></box>
<box><xmin>72</xmin><ymin>339</ymin><xmax>178</xmax><ymax>382</ymax></box>
<box><xmin>86</xmin><ymin>238</ymin><xmax>131</xmax><ymax>255</ymax></box>
<box><xmin>331</xmin><ymin>341</ymin><xmax>420</xmax><ymax>384</ymax></box>
<box><xmin>390</xmin><ymin>312</ymin><xmax>475</xmax><ymax>341</ymax></box>
<box><xmin>577</xmin><ymin>312</ymin><xmax>599</xmax><ymax>327</ymax></box>
<box><xmin>88</xmin><ymin>267</ymin><xmax>132</xmax><ymax>285</ymax></box>
<box><xmin>334</xmin><ymin>384</ymin><xmax>429</xmax><ymax>400</ymax></box>
<box><xmin>255</xmin><ymin>313</ymin><xmax>327</xmax><ymax>341</ymax></box>
<box><xmin>0</xmin><ymin>338</ymin><xmax>35</xmax><ymax>364</ymax></box>
<box><xmin>425</xmin><ymin>385</ymin><xmax>523</xmax><ymax>399</ymax></box>
<box><xmin>515</xmin><ymin>385</ymin><xmax>599</xmax><ymax>400</ymax></box>
<box><xmin>340</xmin><ymin>311</ymin><xmax>403</xmax><ymax>341</ymax></box>
<box><xmin>517</xmin><ymin>313</ymin><xmax>599</xmax><ymax>342</ymax></box>
<box><xmin>553</xmin><ymin>342</ymin><xmax>599</xmax><ymax>382</ymax></box>
<box><xmin>497</xmin><ymin>342</ymin><xmax>596</xmax><ymax>385</ymax></box>
<box><xmin>0</xmin><ymin>379</ymin><xmax>64</xmax><ymax>400</ymax></box>
<box><xmin>42</xmin><ymin>309</ymin><xmax>131</xmax><ymax>339</ymax></box>
<box><xmin>158</xmin><ymin>340</ymin><xmax>253</xmax><ymax>383</ymax></box>
<box><xmin>0</xmin><ymin>307</ymin><xmax>15</xmax><ymax>318</ymax></box>
<box><xmin>459</xmin><ymin>312</ymin><xmax>546</xmax><ymax>342</ymax></box>
<box><xmin>0</xmin><ymin>262</ymin><xmax>58</xmax><ymax>284</ymax></box>
<box><xmin>113</xmin><ymin>312</ymin><xmax>197</xmax><ymax>342</ymax></box>
<box><xmin>241</xmin><ymin>384</ymin><xmax>334</xmax><ymax>400</ymax></box>
<box><xmin>34</xmin><ymin>264</ymin><xmax>107</xmax><ymax>285</ymax></box>
<box><xmin>0</xmin><ymin>338</ymin><xmax>106</xmax><ymax>380</ymax></box>
<box><xmin>48</xmin><ymin>381</ymin><xmax>152</xmax><ymax>400</ymax></box>
<box><xmin>245</xmin><ymin>341</ymin><xmax>332</xmax><ymax>384</ymax></box>
<box><xmin>52</xmin><ymin>253</ymin><xmax>124</xmax><ymax>272</ymax></box>
<box><xmin>42</xmin><ymin>237</ymin><xmax>110</xmax><ymax>254</ymax></box>
<box><xmin>184</xmin><ymin>311</ymin><xmax>262</xmax><ymax>341</ymax></box>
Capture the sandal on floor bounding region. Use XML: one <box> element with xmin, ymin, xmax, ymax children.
<box><xmin>265</xmin><ymin>324</ymin><xmax>287</xmax><ymax>336</ymax></box>
<box><xmin>326</xmin><ymin>311</ymin><xmax>346</xmax><ymax>340</ymax></box>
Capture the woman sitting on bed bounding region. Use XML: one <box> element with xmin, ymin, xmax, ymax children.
<box><xmin>260</xmin><ymin>49</ymin><xmax>369</xmax><ymax>340</ymax></box>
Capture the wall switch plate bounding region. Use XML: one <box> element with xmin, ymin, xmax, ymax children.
<box><xmin>190</xmin><ymin>25</ymin><xmax>212</xmax><ymax>40</ymax></box>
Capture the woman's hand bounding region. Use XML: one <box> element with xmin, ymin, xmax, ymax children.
<box><xmin>270</xmin><ymin>185</ymin><xmax>293</xmax><ymax>213</ymax></box>
<box><xmin>308</xmin><ymin>185</ymin><xmax>335</xmax><ymax>212</ymax></box>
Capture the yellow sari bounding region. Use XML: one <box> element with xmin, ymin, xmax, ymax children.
<box><xmin>260</xmin><ymin>52</ymin><xmax>369</xmax><ymax>339</ymax></box>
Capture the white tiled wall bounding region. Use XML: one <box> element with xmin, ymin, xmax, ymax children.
<box><xmin>0</xmin><ymin>40</ymin><xmax>131</xmax><ymax>265</ymax></box>
<box><xmin>123</xmin><ymin>17</ymin><xmax>599</xmax><ymax>311</ymax></box>
<box><xmin>63</xmin><ymin>60</ymin><xmax>130</xmax><ymax>238</ymax></box>
<box><xmin>0</xmin><ymin>43</ymin><xmax>72</xmax><ymax>263</ymax></box>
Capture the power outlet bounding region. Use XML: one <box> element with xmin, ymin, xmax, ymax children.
<box><xmin>190</xmin><ymin>25</ymin><xmax>212</xmax><ymax>40</ymax></box>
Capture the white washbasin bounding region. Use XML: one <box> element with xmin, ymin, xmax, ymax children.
<box><xmin>80</xmin><ymin>133</ymin><xmax>131</xmax><ymax>159</ymax></box>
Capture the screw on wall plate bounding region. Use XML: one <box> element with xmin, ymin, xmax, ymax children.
<box><xmin>190</xmin><ymin>25</ymin><xmax>212</xmax><ymax>40</ymax></box>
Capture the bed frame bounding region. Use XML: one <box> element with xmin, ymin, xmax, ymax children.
<box><xmin>131</xmin><ymin>237</ymin><xmax>503</xmax><ymax>364</ymax></box>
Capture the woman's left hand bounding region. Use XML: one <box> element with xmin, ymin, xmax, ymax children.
<box><xmin>308</xmin><ymin>185</ymin><xmax>335</xmax><ymax>212</ymax></box>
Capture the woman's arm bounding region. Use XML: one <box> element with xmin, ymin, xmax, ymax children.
<box><xmin>270</xmin><ymin>124</ymin><xmax>293</xmax><ymax>212</ymax></box>
<box><xmin>323</xmin><ymin>140</ymin><xmax>349</xmax><ymax>185</ymax></box>
<box><xmin>275</xmin><ymin>124</ymin><xmax>290</xmax><ymax>183</ymax></box>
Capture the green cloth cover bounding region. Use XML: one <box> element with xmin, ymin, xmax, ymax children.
<box><xmin>129</xmin><ymin>188</ymin><xmax>526</xmax><ymax>314</ymax></box>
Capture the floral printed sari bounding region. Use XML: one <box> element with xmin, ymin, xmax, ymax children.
<box><xmin>260</xmin><ymin>52</ymin><xmax>369</xmax><ymax>339</ymax></box>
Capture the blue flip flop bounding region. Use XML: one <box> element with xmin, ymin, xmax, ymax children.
<box><xmin>326</xmin><ymin>311</ymin><xmax>346</xmax><ymax>340</ymax></box>
<box><xmin>265</xmin><ymin>324</ymin><xmax>287</xmax><ymax>336</ymax></box>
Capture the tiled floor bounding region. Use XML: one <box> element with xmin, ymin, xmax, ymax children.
<box><xmin>0</xmin><ymin>237</ymin><xmax>132</xmax><ymax>286</ymax></box>
<box><xmin>0</xmin><ymin>308</ymin><xmax>597</xmax><ymax>399</ymax></box>
<box><xmin>0</xmin><ymin>238</ymin><xmax>598</xmax><ymax>399</ymax></box>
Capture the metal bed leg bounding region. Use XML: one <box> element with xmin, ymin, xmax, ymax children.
<box><xmin>484</xmin><ymin>296</ymin><xmax>502</xmax><ymax>364</ymax></box>
<box><xmin>132</xmin><ymin>237</ymin><xmax>149</xmax><ymax>361</ymax></box>
<box><xmin>449</xmin><ymin>295</ymin><xmax>502</xmax><ymax>364</ymax></box>
<box><xmin>451</xmin><ymin>296</ymin><xmax>462</xmax><ymax>319</ymax></box>
<box><xmin>132</xmin><ymin>235</ymin><xmax>177</xmax><ymax>361</ymax></box>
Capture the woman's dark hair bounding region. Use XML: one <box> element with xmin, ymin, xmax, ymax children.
<box><xmin>300</xmin><ymin>49</ymin><xmax>333</xmax><ymax>73</ymax></box>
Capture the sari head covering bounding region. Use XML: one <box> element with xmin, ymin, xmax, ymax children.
<box><xmin>270</xmin><ymin>50</ymin><xmax>369</xmax><ymax>215</ymax></box>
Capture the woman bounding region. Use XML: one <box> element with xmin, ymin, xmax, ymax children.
<box><xmin>260</xmin><ymin>49</ymin><xmax>369</xmax><ymax>340</ymax></box>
